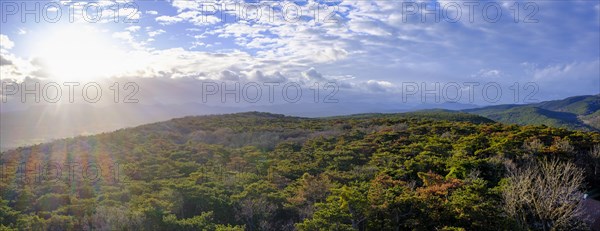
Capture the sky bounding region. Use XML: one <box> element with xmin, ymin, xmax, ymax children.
<box><xmin>0</xmin><ymin>0</ymin><xmax>599</xmax><ymax>110</ymax></box>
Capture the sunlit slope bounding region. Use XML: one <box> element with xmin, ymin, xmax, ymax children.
<box><xmin>1</xmin><ymin>111</ymin><xmax>599</xmax><ymax>230</ymax></box>
<box><xmin>465</xmin><ymin>95</ymin><xmax>600</xmax><ymax>131</ymax></box>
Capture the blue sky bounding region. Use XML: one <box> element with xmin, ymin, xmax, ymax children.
<box><xmin>0</xmin><ymin>0</ymin><xmax>599</xmax><ymax>108</ymax></box>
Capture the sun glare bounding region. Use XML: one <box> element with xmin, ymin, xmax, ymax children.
<box><xmin>31</xmin><ymin>25</ymin><xmax>124</xmax><ymax>81</ymax></box>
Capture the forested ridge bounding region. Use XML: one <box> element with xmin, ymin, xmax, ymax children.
<box><xmin>464</xmin><ymin>95</ymin><xmax>600</xmax><ymax>132</ymax></box>
<box><xmin>1</xmin><ymin>111</ymin><xmax>599</xmax><ymax>230</ymax></box>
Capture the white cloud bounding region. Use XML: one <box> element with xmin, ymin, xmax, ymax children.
<box><xmin>112</xmin><ymin>31</ymin><xmax>133</xmax><ymax>41</ymax></box>
<box><xmin>172</xmin><ymin>0</ymin><xmax>201</xmax><ymax>12</ymax></box>
<box><xmin>179</xmin><ymin>11</ymin><xmax>221</xmax><ymax>25</ymax></box>
<box><xmin>526</xmin><ymin>60</ymin><xmax>600</xmax><ymax>99</ymax></box>
<box><xmin>118</xmin><ymin>8</ymin><xmax>140</xmax><ymax>20</ymax></box>
<box><xmin>315</xmin><ymin>48</ymin><xmax>349</xmax><ymax>63</ymax></box>
<box><xmin>112</xmin><ymin>31</ymin><xmax>146</xmax><ymax>50</ymax></box>
<box><xmin>0</xmin><ymin>55</ymin><xmax>12</xmax><ymax>66</ymax></box>
<box><xmin>2</xmin><ymin>0</ymin><xmax>598</xmax><ymax>105</ymax></box>
<box><xmin>219</xmin><ymin>70</ymin><xmax>240</xmax><ymax>81</ymax></box>
<box><xmin>0</xmin><ymin>50</ymin><xmax>42</xmax><ymax>81</ymax></box>
<box><xmin>532</xmin><ymin>61</ymin><xmax>600</xmax><ymax>81</ymax></box>
<box><xmin>126</xmin><ymin>26</ymin><xmax>141</xmax><ymax>32</ymax></box>
<box><xmin>156</xmin><ymin>2</ymin><xmax>223</xmax><ymax>26</ymax></box>
<box><xmin>244</xmin><ymin>70</ymin><xmax>287</xmax><ymax>82</ymax></box>
<box><xmin>364</xmin><ymin>80</ymin><xmax>395</xmax><ymax>93</ymax></box>
<box><xmin>156</xmin><ymin>15</ymin><xmax>184</xmax><ymax>25</ymax></box>
<box><xmin>0</xmin><ymin>34</ymin><xmax>15</xmax><ymax>50</ymax></box>
<box><xmin>148</xmin><ymin>29</ymin><xmax>165</xmax><ymax>37</ymax></box>
<box><xmin>301</xmin><ymin>67</ymin><xmax>326</xmax><ymax>82</ymax></box>
<box><xmin>472</xmin><ymin>69</ymin><xmax>503</xmax><ymax>78</ymax></box>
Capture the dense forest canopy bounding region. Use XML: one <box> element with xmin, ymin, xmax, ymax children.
<box><xmin>1</xmin><ymin>111</ymin><xmax>599</xmax><ymax>230</ymax></box>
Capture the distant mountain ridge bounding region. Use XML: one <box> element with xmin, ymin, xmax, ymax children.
<box><xmin>0</xmin><ymin>101</ymin><xmax>482</xmax><ymax>151</ymax></box>
<box><xmin>1</xmin><ymin>95</ymin><xmax>597</xmax><ymax>151</ymax></box>
<box><xmin>463</xmin><ymin>94</ymin><xmax>600</xmax><ymax>131</ymax></box>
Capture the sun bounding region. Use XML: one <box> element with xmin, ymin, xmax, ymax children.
<box><xmin>31</xmin><ymin>24</ymin><xmax>124</xmax><ymax>81</ymax></box>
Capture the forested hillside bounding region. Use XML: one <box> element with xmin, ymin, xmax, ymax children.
<box><xmin>1</xmin><ymin>112</ymin><xmax>599</xmax><ymax>230</ymax></box>
<box><xmin>465</xmin><ymin>95</ymin><xmax>600</xmax><ymax>131</ymax></box>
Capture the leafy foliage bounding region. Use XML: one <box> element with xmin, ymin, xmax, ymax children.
<box><xmin>1</xmin><ymin>111</ymin><xmax>598</xmax><ymax>230</ymax></box>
